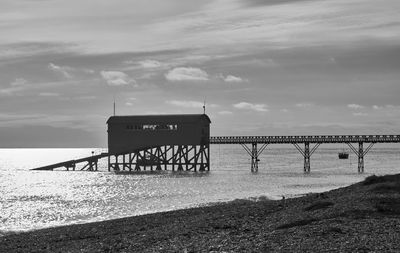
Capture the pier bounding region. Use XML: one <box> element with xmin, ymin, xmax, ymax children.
<box><xmin>210</xmin><ymin>135</ymin><xmax>400</xmax><ymax>173</ymax></box>
<box><xmin>29</xmin><ymin>114</ymin><xmax>400</xmax><ymax>174</ymax></box>
<box><xmin>31</xmin><ymin>134</ymin><xmax>400</xmax><ymax>173</ymax></box>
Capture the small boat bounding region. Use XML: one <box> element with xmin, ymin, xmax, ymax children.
<box><xmin>338</xmin><ymin>152</ymin><xmax>349</xmax><ymax>159</ymax></box>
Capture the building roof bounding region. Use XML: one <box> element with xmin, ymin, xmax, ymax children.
<box><xmin>107</xmin><ymin>114</ymin><xmax>211</xmax><ymax>124</ymax></box>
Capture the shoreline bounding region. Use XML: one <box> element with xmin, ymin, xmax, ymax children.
<box><xmin>0</xmin><ymin>192</ymin><xmax>310</xmax><ymax>237</ymax></box>
<box><xmin>2</xmin><ymin>174</ymin><xmax>400</xmax><ymax>252</ymax></box>
<box><xmin>0</xmin><ymin>194</ymin><xmax>279</xmax><ymax>236</ymax></box>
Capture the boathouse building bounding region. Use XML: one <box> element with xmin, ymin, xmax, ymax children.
<box><xmin>107</xmin><ymin>114</ymin><xmax>211</xmax><ymax>155</ymax></box>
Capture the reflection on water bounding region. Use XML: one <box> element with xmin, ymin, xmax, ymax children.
<box><xmin>114</xmin><ymin>170</ymin><xmax>211</xmax><ymax>178</ymax></box>
<box><xmin>0</xmin><ymin>146</ymin><xmax>399</xmax><ymax>233</ymax></box>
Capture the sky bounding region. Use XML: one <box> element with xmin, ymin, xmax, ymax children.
<box><xmin>0</xmin><ymin>0</ymin><xmax>399</xmax><ymax>147</ymax></box>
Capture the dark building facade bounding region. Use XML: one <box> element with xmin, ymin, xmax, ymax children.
<box><xmin>107</xmin><ymin>114</ymin><xmax>211</xmax><ymax>154</ymax></box>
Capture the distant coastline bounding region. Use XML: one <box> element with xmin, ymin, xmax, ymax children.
<box><xmin>2</xmin><ymin>173</ymin><xmax>400</xmax><ymax>252</ymax></box>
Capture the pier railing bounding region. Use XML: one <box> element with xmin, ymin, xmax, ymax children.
<box><xmin>210</xmin><ymin>135</ymin><xmax>400</xmax><ymax>144</ymax></box>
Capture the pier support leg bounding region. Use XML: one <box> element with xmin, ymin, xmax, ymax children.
<box><xmin>129</xmin><ymin>153</ymin><xmax>132</xmax><ymax>171</ymax></box>
<box><xmin>251</xmin><ymin>143</ymin><xmax>258</xmax><ymax>173</ymax></box>
<box><xmin>123</xmin><ymin>155</ymin><xmax>126</xmax><ymax>171</ymax></box>
<box><xmin>172</xmin><ymin>146</ymin><xmax>175</xmax><ymax>171</ymax></box>
<box><xmin>293</xmin><ymin>142</ymin><xmax>321</xmax><ymax>174</ymax></box>
<box><xmin>347</xmin><ymin>142</ymin><xmax>375</xmax><ymax>173</ymax></box>
<box><xmin>115</xmin><ymin>155</ymin><xmax>119</xmax><ymax>171</ymax></box>
<box><xmin>207</xmin><ymin>144</ymin><xmax>210</xmax><ymax>172</ymax></box>
<box><xmin>358</xmin><ymin>142</ymin><xmax>364</xmax><ymax>173</ymax></box>
<box><xmin>240</xmin><ymin>143</ymin><xmax>268</xmax><ymax>173</ymax></box>
<box><xmin>200</xmin><ymin>145</ymin><xmax>204</xmax><ymax>171</ymax></box>
<box><xmin>304</xmin><ymin>142</ymin><xmax>310</xmax><ymax>173</ymax></box>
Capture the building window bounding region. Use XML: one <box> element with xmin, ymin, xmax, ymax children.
<box><xmin>126</xmin><ymin>124</ymin><xmax>178</xmax><ymax>131</ymax></box>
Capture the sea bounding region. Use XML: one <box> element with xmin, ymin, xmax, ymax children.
<box><xmin>0</xmin><ymin>145</ymin><xmax>399</xmax><ymax>235</ymax></box>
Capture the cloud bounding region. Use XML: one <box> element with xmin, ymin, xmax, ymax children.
<box><xmin>372</xmin><ymin>105</ymin><xmax>400</xmax><ymax>111</ymax></box>
<box><xmin>139</xmin><ymin>72</ymin><xmax>159</xmax><ymax>80</ymax></box>
<box><xmin>243</xmin><ymin>0</ymin><xmax>311</xmax><ymax>7</ymax></box>
<box><xmin>347</xmin><ymin>104</ymin><xmax>365</xmax><ymax>109</ymax></box>
<box><xmin>48</xmin><ymin>63</ymin><xmax>73</xmax><ymax>78</ymax></box>
<box><xmin>1</xmin><ymin>0</ymin><xmax>399</xmax><ymax>57</ymax></box>
<box><xmin>218</xmin><ymin>110</ymin><xmax>233</xmax><ymax>115</ymax></box>
<box><xmin>0</xmin><ymin>42</ymin><xmax>77</xmax><ymax>60</ymax></box>
<box><xmin>10</xmin><ymin>78</ymin><xmax>27</xmax><ymax>86</ymax></box>
<box><xmin>219</xmin><ymin>74</ymin><xmax>245</xmax><ymax>83</ymax></box>
<box><xmin>295</xmin><ymin>103</ymin><xmax>313</xmax><ymax>108</ymax></box>
<box><xmin>165</xmin><ymin>67</ymin><xmax>209</xmax><ymax>81</ymax></box>
<box><xmin>39</xmin><ymin>92</ymin><xmax>59</xmax><ymax>97</ymax></box>
<box><xmin>2</xmin><ymin>79</ymin><xmax>82</xmax><ymax>97</ymax></box>
<box><xmin>0</xmin><ymin>87</ymin><xmax>21</xmax><ymax>96</ymax></box>
<box><xmin>166</xmin><ymin>100</ymin><xmax>218</xmax><ymax>108</ymax></box>
<box><xmin>166</xmin><ymin>100</ymin><xmax>204</xmax><ymax>108</ymax></box>
<box><xmin>1</xmin><ymin>78</ymin><xmax>28</xmax><ymax>96</ymax></box>
<box><xmin>100</xmin><ymin>71</ymin><xmax>136</xmax><ymax>86</ymax></box>
<box><xmin>233</xmin><ymin>102</ymin><xmax>268</xmax><ymax>112</ymax></box>
<box><xmin>125</xmin><ymin>97</ymin><xmax>137</xmax><ymax>106</ymax></box>
<box><xmin>138</xmin><ymin>60</ymin><xmax>162</xmax><ymax>68</ymax></box>
<box><xmin>83</xmin><ymin>69</ymin><xmax>95</xmax><ymax>74</ymax></box>
<box><xmin>353</xmin><ymin>112</ymin><xmax>368</xmax><ymax>117</ymax></box>
<box><xmin>78</xmin><ymin>95</ymin><xmax>96</xmax><ymax>100</ymax></box>
<box><xmin>224</xmin><ymin>75</ymin><xmax>243</xmax><ymax>82</ymax></box>
<box><xmin>385</xmin><ymin>105</ymin><xmax>400</xmax><ymax>109</ymax></box>
<box><xmin>246</xmin><ymin>58</ymin><xmax>279</xmax><ymax>67</ymax></box>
